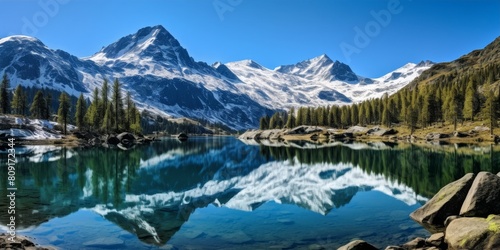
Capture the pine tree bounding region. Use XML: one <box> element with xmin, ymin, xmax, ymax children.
<box><xmin>0</xmin><ymin>74</ymin><xmax>10</xmax><ymax>114</ymax></box>
<box><xmin>285</xmin><ymin>107</ymin><xmax>296</xmax><ymax>128</ymax></box>
<box><xmin>259</xmin><ymin>115</ymin><xmax>269</xmax><ymax>130</ymax></box>
<box><xmin>358</xmin><ymin>103</ymin><xmax>366</xmax><ymax>126</ymax></box>
<box><xmin>130</xmin><ymin>108</ymin><xmax>142</xmax><ymax>134</ymax></box>
<box><xmin>125</xmin><ymin>92</ymin><xmax>133</xmax><ymax>131</ymax></box>
<box><xmin>350</xmin><ymin>104</ymin><xmax>359</xmax><ymax>125</ymax></box>
<box><xmin>296</xmin><ymin>107</ymin><xmax>304</xmax><ymax>126</ymax></box>
<box><xmin>101</xmin><ymin>79</ymin><xmax>109</xmax><ymax>122</ymax></box>
<box><xmin>30</xmin><ymin>90</ymin><xmax>46</xmax><ymax>119</ymax></box>
<box><xmin>44</xmin><ymin>93</ymin><xmax>52</xmax><ymax>120</ymax></box>
<box><xmin>11</xmin><ymin>85</ymin><xmax>27</xmax><ymax>116</ymax></box>
<box><xmin>57</xmin><ymin>92</ymin><xmax>71</xmax><ymax>135</ymax></box>
<box><xmin>305</xmin><ymin>108</ymin><xmax>312</xmax><ymax>125</ymax></box>
<box><xmin>381</xmin><ymin>94</ymin><xmax>391</xmax><ymax>127</ymax></box>
<box><xmin>102</xmin><ymin>103</ymin><xmax>114</xmax><ymax>133</ymax></box>
<box><xmin>482</xmin><ymin>89</ymin><xmax>497</xmax><ymax>135</ymax></box>
<box><xmin>85</xmin><ymin>87</ymin><xmax>101</xmax><ymax>131</ymax></box>
<box><xmin>443</xmin><ymin>87</ymin><xmax>463</xmax><ymax>131</ymax></box>
<box><xmin>111</xmin><ymin>78</ymin><xmax>124</xmax><ymax>132</ymax></box>
<box><xmin>463</xmin><ymin>79</ymin><xmax>479</xmax><ymax>122</ymax></box>
<box><xmin>75</xmin><ymin>93</ymin><xmax>87</xmax><ymax>129</ymax></box>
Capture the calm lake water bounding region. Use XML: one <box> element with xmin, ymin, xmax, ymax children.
<box><xmin>1</xmin><ymin>137</ymin><xmax>499</xmax><ymax>249</ymax></box>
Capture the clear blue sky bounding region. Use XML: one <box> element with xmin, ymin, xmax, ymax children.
<box><xmin>1</xmin><ymin>0</ymin><xmax>499</xmax><ymax>77</ymax></box>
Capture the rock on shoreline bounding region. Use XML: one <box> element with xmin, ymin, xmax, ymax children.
<box><xmin>0</xmin><ymin>234</ymin><xmax>56</xmax><ymax>250</ymax></box>
<box><xmin>338</xmin><ymin>171</ymin><xmax>500</xmax><ymax>250</ymax></box>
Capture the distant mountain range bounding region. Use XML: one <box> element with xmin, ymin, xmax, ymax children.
<box><xmin>0</xmin><ymin>25</ymin><xmax>434</xmax><ymax>130</ymax></box>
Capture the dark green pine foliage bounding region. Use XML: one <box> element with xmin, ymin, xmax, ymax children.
<box><xmin>125</xmin><ymin>92</ymin><xmax>134</xmax><ymax>131</ymax></box>
<box><xmin>85</xmin><ymin>87</ymin><xmax>101</xmax><ymax>131</ymax></box>
<box><xmin>75</xmin><ymin>93</ymin><xmax>87</xmax><ymax>129</ymax></box>
<box><xmin>111</xmin><ymin>78</ymin><xmax>124</xmax><ymax>132</ymax></box>
<box><xmin>0</xmin><ymin>74</ymin><xmax>10</xmax><ymax>114</ymax></box>
<box><xmin>57</xmin><ymin>92</ymin><xmax>71</xmax><ymax>135</ymax></box>
<box><xmin>30</xmin><ymin>90</ymin><xmax>46</xmax><ymax>119</ymax></box>
<box><xmin>259</xmin><ymin>115</ymin><xmax>270</xmax><ymax>130</ymax></box>
<box><xmin>463</xmin><ymin>79</ymin><xmax>480</xmax><ymax>122</ymax></box>
<box><xmin>44</xmin><ymin>93</ymin><xmax>52</xmax><ymax>120</ymax></box>
<box><xmin>285</xmin><ymin>107</ymin><xmax>296</xmax><ymax>129</ymax></box>
<box><xmin>482</xmin><ymin>88</ymin><xmax>497</xmax><ymax>135</ymax></box>
<box><xmin>11</xmin><ymin>85</ymin><xmax>28</xmax><ymax>116</ymax></box>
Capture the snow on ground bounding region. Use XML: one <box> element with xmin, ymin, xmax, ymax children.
<box><xmin>0</xmin><ymin>116</ymin><xmax>75</xmax><ymax>140</ymax></box>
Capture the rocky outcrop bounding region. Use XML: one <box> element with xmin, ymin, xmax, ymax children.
<box><xmin>410</xmin><ymin>173</ymin><xmax>475</xmax><ymax>232</ymax></box>
<box><xmin>425</xmin><ymin>133</ymin><xmax>450</xmax><ymax>141</ymax></box>
<box><xmin>366</xmin><ymin>127</ymin><xmax>397</xmax><ymax>136</ymax></box>
<box><xmin>337</xmin><ymin>240</ymin><xmax>377</xmax><ymax>250</ymax></box>
<box><xmin>0</xmin><ymin>234</ymin><xmax>56</xmax><ymax>250</ymax></box>
<box><xmin>353</xmin><ymin>171</ymin><xmax>500</xmax><ymax>250</ymax></box>
<box><xmin>445</xmin><ymin>215</ymin><xmax>500</xmax><ymax>250</ymax></box>
<box><xmin>460</xmin><ymin>172</ymin><xmax>500</xmax><ymax>217</ymax></box>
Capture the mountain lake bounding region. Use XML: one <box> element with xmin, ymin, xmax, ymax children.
<box><xmin>1</xmin><ymin>137</ymin><xmax>499</xmax><ymax>249</ymax></box>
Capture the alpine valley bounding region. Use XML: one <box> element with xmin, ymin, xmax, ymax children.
<box><xmin>0</xmin><ymin>25</ymin><xmax>434</xmax><ymax>130</ymax></box>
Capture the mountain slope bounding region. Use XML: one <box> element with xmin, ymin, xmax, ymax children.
<box><xmin>407</xmin><ymin>37</ymin><xmax>500</xmax><ymax>89</ymax></box>
<box><xmin>224</xmin><ymin>55</ymin><xmax>432</xmax><ymax>108</ymax></box>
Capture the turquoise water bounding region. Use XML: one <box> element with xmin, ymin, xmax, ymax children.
<box><xmin>1</xmin><ymin>137</ymin><xmax>498</xmax><ymax>249</ymax></box>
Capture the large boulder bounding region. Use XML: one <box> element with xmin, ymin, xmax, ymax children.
<box><xmin>239</xmin><ymin>130</ymin><xmax>262</xmax><ymax>140</ymax></box>
<box><xmin>426</xmin><ymin>132</ymin><xmax>450</xmax><ymax>141</ymax></box>
<box><xmin>410</xmin><ymin>173</ymin><xmax>475</xmax><ymax>232</ymax></box>
<box><xmin>372</xmin><ymin>128</ymin><xmax>397</xmax><ymax>136</ymax></box>
<box><xmin>445</xmin><ymin>215</ymin><xmax>500</xmax><ymax>250</ymax></box>
<box><xmin>106</xmin><ymin>135</ymin><xmax>120</xmax><ymax>145</ymax></box>
<box><xmin>460</xmin><ymin>172</ymin><xmax>500</xmax><ymax>217</ymax></box>
<box><xmin>117</xmin><ymin>132</ymin><xmax>136</xmax><ymax>142</ymax></box>
<box><xmin>337</xmin><ymin>240</ymin><xmax>377</xmax><ymax>250</ymax></box>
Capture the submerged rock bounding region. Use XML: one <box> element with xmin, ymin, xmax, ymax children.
<box><xmin>83</xmin><ymin>237</ymin><xmax>124</xmax><ymax>247</ymax></box>
<box><xmin>445</xmin><ymin>215</ymin><xmax>500</xmax><ymax>250</ymax></box>
<box><xmin>337</xmin><ymin>240</ymin><xmax>377</xmax><ymax>250</ymax></box>
<box><xmin>460</xmin><ymin>172</ymin><xmax>500</xmax><ymax>217</ymax></box>
<box><xmin>410</xmin><ymin>173</ymin><xmax>475</xmax><ymax>232</ymax></box>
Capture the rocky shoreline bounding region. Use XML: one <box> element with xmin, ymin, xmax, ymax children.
<box><xmin>338</xmin><ymin>171</ymin><xmax>500</xmax><ymax>250</ymax></box>
<box><xmin>239</xmin><ymin>125</ymin><xmax>500</xmax><ymax>144</ymax></box>
<box><xmin>0</xmin><ymin>234</ymin><xmax>56</xmax><ymax>250</ymax></box>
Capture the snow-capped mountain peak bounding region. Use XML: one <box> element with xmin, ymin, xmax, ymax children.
<box><xmin>89</xmin><ymin>25</ymin><xmax>195</xmax><ymax>69</ymax></box>
<box><xmin>276</xmin><ymin>54</ymin><xmax>358</xmax><ymax>82</ymax></box>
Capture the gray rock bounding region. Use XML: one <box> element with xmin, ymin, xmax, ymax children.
<box><xmin>345</xmin><ymin>126</ymin><xmax>368</xmax><ymax>134</ymax></box>
<box><xmin>384</xmin><ymin>246</ymin><xmax>404</xmax><ymax>250</ymax></box>
<box><xmin>426</xmin><ymin>232</ymin><xmax>445</xmax><ymax>247</ymax></box>
<box><xmin>402</xmin><ymin>237</ymin><xmax>426</xmax><ymax>249</ymax></box>
<box><xmin>337</xmin><ymin>240</ymin><xmax>377</xmax><ymax>250</ymax></box>
<box><xmin>460</xmin><ymin>172</ymin><xmax>500</xmax><ymax>217</ymax></box>
<box><xmin>117</xmin><ymin>132</ymin><xmax>136</xmax><ymax>142</ymax></box>
<box><xmin>444</xmin><ymin>215</ymin><xmax>460</xmax><ymax>228</ymax></box>
<box><xmin>106</xmin><ymin>135</ymin><xmax>120</xmax><ymax>145</ymax></box>
<box><xmin>445</xmin><ymin>215</ymin><xmax>500</xmax><ymax>250</ymax></box>
<box><xmin>372</xmin><ymin>128</ymin><xmax>397</xmax><ymax>136</ymax></box>
<box><xmin>425</xmin><ymin>132</ymin><xmax>450</xmax><ymax>141</ymax></box>
<box><xmin>308</xmin><ymin>244</ymin><xmax>325</xmax><ymax>250</ymax></box>
<box><xmin>410</xmin><ymin>173</ymin><xmax>475</xmax><ymax>232</ymax></box>
<box><xmin>453</xmin><ymin>131</ymin><xmax>468</xmax><ymax>138</ymax></box>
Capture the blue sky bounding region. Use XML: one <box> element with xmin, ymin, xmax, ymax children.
<box><xmin>1</xmin><ymin>0</ymin><xmax>499</xmax><ymax>77</ymax></box>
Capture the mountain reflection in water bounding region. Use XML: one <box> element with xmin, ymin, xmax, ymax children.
<box><xmin>0</xmin><ymin>137</ymin><xmax>499</xmax><ymax>249</ymax></box>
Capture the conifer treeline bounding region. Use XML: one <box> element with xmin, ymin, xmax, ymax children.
<box><xmin>260</xmin><ymin>63</ymin><xmax>500</xmax><ymax>134</ymax></box>
<box><xmin>0</xmin><ymin>74</ymin><xmax>142</xmax><ymax>134</ymax></box>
